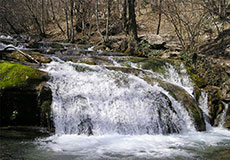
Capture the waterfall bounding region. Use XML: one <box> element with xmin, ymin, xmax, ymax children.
<box><xmin>42</xmin><ymin>58</ymin><xmax>196</xmax><ymax>135</ymax></box>
<box><xmin>219</xmin><ymin>102</ymin><xmax>229</xmax><ymax>127</ymax></box>
<box><xmin>38</xmin><ymin>57</ymin><xmax>230</xmax><ymax>160</ymax></box>
<box><xmin>199</xmin><ymin>91</ymin><xmax>212</xmax><ymax>130</ymax></box>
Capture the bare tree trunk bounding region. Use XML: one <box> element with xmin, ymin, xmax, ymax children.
<box><xmin>25</xmin><ymin>3</ymin><xmax>44</xmax><ymax>36</ymax></box>
<box><xmin>117</xmin><ymin>0</ymin><xmax>120</xmax><ymax>16</ymax></box>
<box><xmin>4</xmin><ymin>17</ymin><xmax>19</xmax><ymax>34</ymax></box>
<box><xmin>50</xmin><ymin>0</ymin><xmax>65</xmax><ymax>34</ymax></box>
<box><xmin>128</xmin><ymin>0</ymin><xmax>138</xmax><ymax>41</ymax></box>
<box><xmin>65</xmin><ymin>0</ymin><xmax>70</xmax><ymax>41</ymax></box>
<box><xmin>106</xmin><ymin>0</ymin><xmax>111</xmax><ymax>42</ymax></box>
<box><xmin>96</xmin><ymin>0</ymin><xmax>105</xmax><ymax>42</ymax></box>
<box><xmin>156</xmin><ymin>0</ymin><xmax>162</xmax><ymax>35</ymax></box>
<box><xmin>82</xmin><ymin>7</ymin><xmax>85</xmax><ymax>36</ymax></box>
<box><xmin>41</xmin><ymin>0</ymin><xmax>46</xmax><ymax>36</ymax></box>
<box><xmin>70</xmin><ymin>0</ymin><xmax>75</xmax><ymax>42</ymax></box>
<box><xmin>122</xmin><ymin>0</ymin><xmax>128</xmax><ymax>35</ymax></box>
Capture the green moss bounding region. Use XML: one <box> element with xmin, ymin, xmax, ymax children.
<box><xmin>41</xmin><ymin>100</ymin><xmax>52</xmax><ymax>113</ymax></box>
<box><xmin>142</xmin><ymin>59</ymin><xmax>166</xmax><ymax>74</ymax></box>
<box><xmin>190</xmin><ymin>105</ymin><xmax>203</xmax><ymax>127</ymax></box>
<box><xmin>0</xmin><ymin>62</ymin><xmax>42</xmax><ymax>89</ymax></box>
<box><xmin>79</xmin><ymin>60</ymin><xmax>96</xmax><ymax>65</ymax></box>
<box><xmin>194</xmin><ymin>85</ymin><xmax>201</xmax><ymax>101</ymax></box>
<box><xmin>186</xmin><ymin>66</ymin><xmax>206</xmax><ymax>88</ymax></box>
<box><xmin>74</xmin><ymin>65</ymin><xmax>94</xmax><ymax>72</ymax></box>
<box><xmin>127</xmin><ymin>57</ymin><xmax>146</xmax><ymax>63</ymax></box>
<box><xmin>7</xmin><ymin>51</ymin><xmax>51</xmax><ymax>64</ymax></box>
<box><xmin>125</xmin><ymin>57</ymin><xmax>167</xmax><ymax>74</ymax></box>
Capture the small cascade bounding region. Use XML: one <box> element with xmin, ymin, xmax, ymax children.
<box><xmin>199</xmin><ymin>91</ymin><xmax>212</xmax><ymax>130</ymax></box>
<box><xmin>42</xmin><ymin>58</ymin><xmax>196</xmax><ymax>135</ymax></box>
<box><xmin>0</xmin><ymin>43</ymin><xmax>26</xmax><ymax>51</ymax></box>
<box><xmin>219</xmin><ymin>102</ymin><xmax>229</xmax><ymax>127</ymax></box>
<box><xmin>164</xmin><ymin>64</ymin><xmax>194</xmax><ymax>97</ymax></box>
<box><xmin>107</xmin><ymin>56</ymin><xmax>121</xmax><ymax>66</ymax></box>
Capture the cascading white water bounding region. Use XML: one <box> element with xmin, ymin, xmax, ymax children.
<box><xmin>199</xmin><ymin>91</ymin><xmax>212</xmax><ymax>130</ymax></box>
<box><xmin>164</xmin><ymin>63</ymin><xmax>194</xmax><ymax>97</ymax></box>
<box><xmin>38</xmin><ymin>57</ymin><xmax>230</xmax><ymax>160</ymax></box>
<box><xmin>42</xmin><ymin>58</ymin><xmax>196</xmax><ymax>135</ymax></box>
<box><xmin>219</xmin><ymin>102</ymin><xmax>229</xmax><ymax>127</ymax></box>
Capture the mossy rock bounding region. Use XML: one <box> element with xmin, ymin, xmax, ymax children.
<box><xmin>0</xmin><ymin>62</ymin><xmax>52</xmax><ymax>128</ymax></box>
<box><xmin>159</xmin><ymin>82</ymin><xmax>206</xmax><ymax>131</ymax></box>
<box><xmin>74</xmin><ymin>64</ymin><xmax>94</xmax><ymax>72</ymax></box>
<box><xmin>0</xmin><ymin>61</ymin><xmax>48</xmax><ymax>89</ymax></box>
<box><xmin>143</xmin><ymin>75</ymin><xmax>206</xmax><ymax>131</ymax></box>
<box><xmin>186</xmin><ymin>66</ymin><xmax>207</xmax><ymax>88</ymax></box>
<box><xmin>125</xmin><ymin>57</ymin><xmax>169</xmax><ymax>74</ymax></box>
<box><xmin>7</xmin><ymin>50</ymin><xmax>51</xmax><ymax>64</ymax></box>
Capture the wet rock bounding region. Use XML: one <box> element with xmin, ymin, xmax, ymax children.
<box><xmin>204</xmin><ymin>86</ymin><xmax>222</xmax><ymax>126</ymax></box>
<box><xmin>190</xmin><ymin>54</ymin><xmax>230</xmax><ymax>129</ymax></box>
<box><xmin>160</xmin><ymin>81</ymin><xmax>206</xmax><ymax>131</ymax></box>
<box><xmin>6</xmin><ymin>50</ymin><xmax>51</xmax><ymax>64</ymax></box>
<box><xmin>0</xmin><ymin>61</ymin><xmax>52</xmax><ymax>129</ymax></box>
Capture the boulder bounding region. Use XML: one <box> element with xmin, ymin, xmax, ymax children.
<box><xmin>159</xmin><ymin>81</ymin><xmax>206</xmax><ymax>131</ymax></box>
<box><xmin>0</xmin><ymin>61</ymin><xmax>52</xmax><ymax>129</ymax></box>
<box><xmin>6</xmin><ymin>50</ymin><xmax>51</xmax><ymax>64</ymax></box>
<box><xmin>141</xmin><ymin>34</ymin><xmax>166</xmax><ymax>49</ymax></box>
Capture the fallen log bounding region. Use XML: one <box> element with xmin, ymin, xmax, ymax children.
<box><xmin>2</xmin><ymin>46</ymin><xmax>40</xmax><ymax>65</ymax></box>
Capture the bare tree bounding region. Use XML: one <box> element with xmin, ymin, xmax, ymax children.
<box><xmin>162</xmin><ymin>0</ymin><xmax>209</xmax><ymax>53</ymax></box>
<box><xmin>50</xmin><ymin>0</ymin><xmax>65</xmax><ymax>34</ymax></box>
<box><xmin>106</xmin><ymin>0</ymin><xmax>111</xmax><ymax>42</ymax></box>
<box><xmin>128</xmin><ymin>0</ymin><xmax>138</xmax><ymax>41</ymax></box>
<box><xmin>156</xmin><ymin>0</ymin><xmax>162</xmax><ymax>35</ymax></box>
<box><xmin>96</xmin><ymin>0</ymin><xmax>105</xmax><ymax>42</ymax></box>
<box><xmin>122</xmin><ymin>0</ymin><xmax>128</xmax><ymax>35</ymax></box>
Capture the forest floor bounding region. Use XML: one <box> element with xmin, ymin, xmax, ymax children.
<box><xmin>44</xmin><ymin>7</ymin><xmax>175</xmax><ymax>44</ymax></box>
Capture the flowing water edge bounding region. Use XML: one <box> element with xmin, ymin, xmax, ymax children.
<box><xmin>1</xmin><ymin>56</ymin><xmax>230</xmax><ymax>160</ymax></box>
<box><xmin>1</xmin><ymin>124</ymin><xmax>230</xmax><ymax>160</ymax></box>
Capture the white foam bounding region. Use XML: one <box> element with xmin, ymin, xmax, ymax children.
<box><xmin>37</xmin><ymin>128</ymin><xmax>230</xmax><ymax>159</ymax></box>
<box><xmin>87</xmin><ymin>46</ymin><xmax>94</xmax><ymax>51</ymax></box>
<box><xmin>0</xmin><ymin>35</ymin><xmax>13</xmax><ymax>40</ymax></box>
<box><xmin>0</xmin><ymin>43</ymin><xmax>26</xmax><ymax>51</ymax></box>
